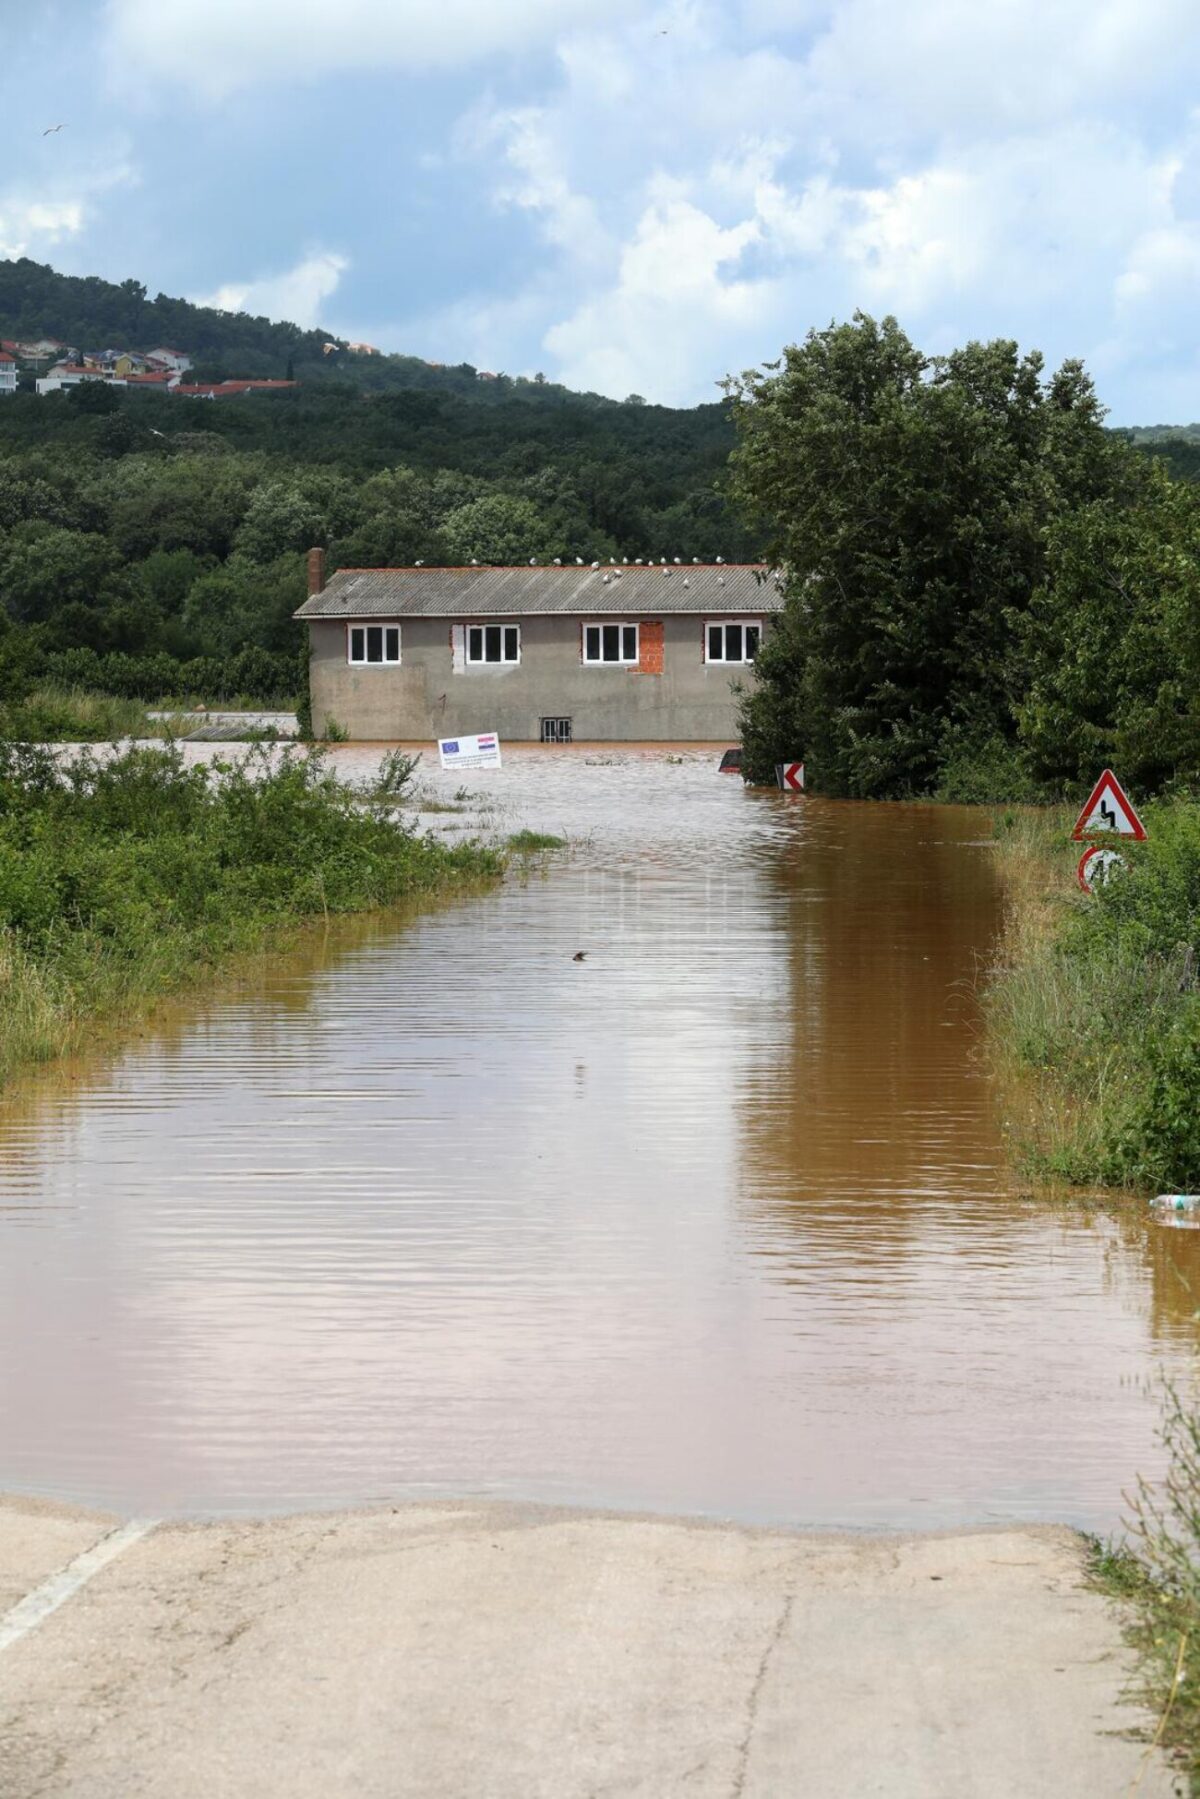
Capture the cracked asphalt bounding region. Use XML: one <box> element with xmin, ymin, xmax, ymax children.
<box><xmin>0</xmin><ymin>1497</ymin><xmax>1178</xmax><ymax>1797</ymax></box>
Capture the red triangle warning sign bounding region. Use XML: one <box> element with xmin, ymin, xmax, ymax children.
<box><xmin>1071</xmin><ymin>769</ymin><xmax>1147</xmax><ymax>842</ymax></box>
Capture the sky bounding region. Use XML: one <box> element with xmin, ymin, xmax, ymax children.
<box><xmin>2</xmin><ymin>0</ymin><xmax>1200</xmax><ymax>419</ymax></box>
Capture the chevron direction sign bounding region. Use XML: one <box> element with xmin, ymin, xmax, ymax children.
<box><xmin>1071</xmin><ymin>769</ymin><xmax>1146</xmax><ymax>843</ymax></box>
<box><xmin>775</xmin><ymin>761</ymin><xmax>805</xmax><ymax>792</ymax></box>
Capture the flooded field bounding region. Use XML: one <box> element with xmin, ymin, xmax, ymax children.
<box><xmin>0</xmin><ymin>747</ymin><xmax>1196</xmax><ymax>1528</ymax></box>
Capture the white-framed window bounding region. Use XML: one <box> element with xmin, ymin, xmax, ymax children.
<box><xmin>348</xmin><ymin>622</ymin><xmax>401</xmax><ymax>665</ymax></box>
<box><xmin>467</xmin><ymin>623</ymin><xmax>520</xmax><ymax>664</ymax></box>
<box><xmin>705</xmin><ymin>619</ymin><xmax>762</xmax><ymax>664</ymax></box>
<box><xmin>583</xmin><ymin>622</ymin><xmax>639</xmax><ymax>664</ymax></box>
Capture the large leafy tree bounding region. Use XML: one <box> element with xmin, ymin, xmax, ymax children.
<box><xmin>1016</xmin><ymin>464</ymin><xmax>1200</xmax><ymax>790</ymax></box>
<box><xmin>726</xmin><ymin>314</ymin><xmax>1132</xmax><ymax>794</ymax></box>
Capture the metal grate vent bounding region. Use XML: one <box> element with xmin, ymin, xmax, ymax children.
<box><xmin>540</xmin><ymin>717</ymin><xmax>573</xmax><ymax>744</ymax></box>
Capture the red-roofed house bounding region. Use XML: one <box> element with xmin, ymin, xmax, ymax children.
<box><xmin>171</xmin><ymin>379</ymin><xmax>297</xmax><ymax>399</ymax></box>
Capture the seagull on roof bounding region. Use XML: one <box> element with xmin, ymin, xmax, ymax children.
<box><xmin>716</xmin><ymin>556</ymin><xmax>724</xmax><ymax>565</ymax></box>
<box><xmin>553</xmin><ymin>557</ymin><xmax>562</xmax><ymax>565</ymax></box>
<box><xmin>575</xmin><ymin>556</ymin><xmax>584</xmax><ymax>565</ymax></box>
<box><xmin>415</xmin><ymin>559</ymin><xmax>424</xmax><ymax>566</ymax></box>
<box><xmin>471</xmin><ymin>558</ymin><xmax>479</xmax><ymax>565</ymax></box>
<box><xmin>42</xmin><ymin>124</ymin><xmax>65</xmax><ymax>135</ymax></box>
<box><xmin>529</xmin><ymin>558</ymin><xmax>537</xmax><ymax>565</ymax></box>
<box><xmin>674</xmin><ymin>556</ymin><xmax>682</xmax><ymax>564</ymax></box>
<box><xmin>693</xmin><ymin>557</ymin><xmax>700</xmax><ymax>563</ymax></box>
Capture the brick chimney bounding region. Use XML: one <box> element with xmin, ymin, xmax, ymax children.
<box><xmin>307</xmin><ymin>546</ymin><xmax>326</xmax><ymax>596</ymax></box>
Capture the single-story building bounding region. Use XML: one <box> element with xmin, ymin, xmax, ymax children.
<box><xmin>295</xmin><ymin>552</ymin><xmax>783</xmax><ymax>742</ymax></box>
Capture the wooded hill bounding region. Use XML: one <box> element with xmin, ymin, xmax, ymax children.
<box><xmin>0</xmin><ymin>258</ymin><xmax>753</xmax><ymax>709</ymax></box>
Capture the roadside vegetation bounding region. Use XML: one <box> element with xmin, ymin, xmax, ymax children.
<box><xmin>987</xmin><ymin>802</ymin><xmax>1200</xmax><ymax>1191</ymax></box>
<box><xmin>1090</xmin><ymin>1382</ymin><xmax>1200</xmax><ymax>1794</ymax></box>
<box><xmin>0</xmin><ymin>742</ymin><xmax>499</xmax><ymax>1085</ymax></box>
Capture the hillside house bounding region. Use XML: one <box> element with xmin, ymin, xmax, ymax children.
<box><xmin>20</xmin><ymin>337</ymin><xmax>74</xmax><ymax>360</ymax></box>
<box><xmin>296</xmin><ymin>554</ymin><xmax>783</xmax><ymax>742</ymax></box>
<box><xmin>0</xmin><ymin>353</ymin><xmax>16</xmax><ymax>397</ymax></box>
<box><xmin>146</xmin><ymin>348</ymin><xmax>192</xmax><ymax>374</ymax></box>
<box><xmin>36</xmin><ymin>364</ymin><xmax>127</xmax><ymax>395</ymax></box>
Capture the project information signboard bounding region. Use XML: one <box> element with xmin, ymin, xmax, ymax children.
<box><xmin>437</xmin><ymin>733</ymin><xmax>502</xmax><ymax>771</ymax></box>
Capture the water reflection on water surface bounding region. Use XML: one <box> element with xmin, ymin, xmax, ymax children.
<box><xmin>0</xmin><ymin>747</ymin><xmax>1195</xmax><ymax>1526</ymax></box>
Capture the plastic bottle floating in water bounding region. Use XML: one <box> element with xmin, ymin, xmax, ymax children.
<box><xmin>1151</xmin><ymin>1195</ymin><xmax>1200</xmax><ymax>1212</ymax></box>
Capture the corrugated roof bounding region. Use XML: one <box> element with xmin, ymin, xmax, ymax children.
<box><xmin>295</xmin><ymin>564</ymin><xmax>781</xmax><ymax>620</ymax></box>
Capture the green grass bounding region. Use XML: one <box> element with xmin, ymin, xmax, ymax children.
<box><xmin>0</xmin><ymin>741</ymin><xmax>500</xmax><ymax>1085</ymax></box>
<box><xmin>507</xmin><ymin>830</ymin><xmax>568</xmax><ymax>852</ymax></box>
<box><xmin>986</xmin><ymin>802</ymin><xmax>1200</xmax><ymax>1190</ymax></box>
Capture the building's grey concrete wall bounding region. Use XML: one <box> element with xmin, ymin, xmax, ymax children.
<box><xmin>307</xmin><ymin>614</ymin><xmax>760</xmax><ymax>741</ymax></box>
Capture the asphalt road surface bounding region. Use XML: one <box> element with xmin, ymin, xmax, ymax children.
<box><xmin>0</xmin><ymin>1497</ymin><xmax>1177</xmax><ymax>1798</ymax></box>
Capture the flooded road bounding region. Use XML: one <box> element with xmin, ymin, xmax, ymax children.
<box><xmin>0</xmin><ymin>748</ymin><xmax>1196</xmax><ymax>1527</ymax></box>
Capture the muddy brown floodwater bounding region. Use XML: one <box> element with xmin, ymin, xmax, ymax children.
<box><xmin>0</xmin><ymin>746</ymin><xmax>1197</xmax><ymax>1527</ymax></box>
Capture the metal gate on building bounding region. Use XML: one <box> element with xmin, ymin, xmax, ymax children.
<box><xmin>540</xmin><ymin>717</ymin><xmax>573</xmax><ymax>744</ymax></box>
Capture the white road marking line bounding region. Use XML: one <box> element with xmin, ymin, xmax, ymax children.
<box><xmin>0</xmin><ymin>1518</ymin><xmax>157</xmax><ymax>1653</ymax></box>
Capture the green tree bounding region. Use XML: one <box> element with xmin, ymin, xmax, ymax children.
<box><xmin>1016</xmin><ymin>463</ymin><xmax>1200</xmax><ymax>790</ymax></box>
<box><xmin>441</xmin><ymin>492</ymin><xmax>557</xmax><ymax>565</ymax></box>
<box><xmin>0</xmin><ymin>524</ymin><xmax>128</xmax><ymax>624</ymax></box>
<box><xmin>726</xmin><ymin>314</ymin><xmax>1131</xmax><ymax>794</ymax></box>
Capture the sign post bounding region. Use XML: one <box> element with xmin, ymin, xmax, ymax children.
<box><xmin>775</xmin><ymin>761</ymin><xmax>805</xmax><ymax>793</ymax></box>
<box><xmin>437</xmin><ymin>732</ymin><xmax>502</xmax><ymax>772</ymax></box>
<box><xmin>1072</xmin><ymin>769</ymin><xmax>1147</xmax><ymax>894</ymax></box>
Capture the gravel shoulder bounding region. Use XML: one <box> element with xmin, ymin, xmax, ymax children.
<box><xmin>0</xmin><ymin>1496</ymin><xmax>1177</xmax><ymax>1798</ymax></box>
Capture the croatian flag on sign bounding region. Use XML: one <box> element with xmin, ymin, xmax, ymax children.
<box><xmin>438</xmin><ymin>732</ymin><xmax>503</xmax><ymax>770</ymax></box>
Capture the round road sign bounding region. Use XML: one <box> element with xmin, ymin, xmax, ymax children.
<box><xmin>1077</xmin><ymin>845</ymin><xmax>1125</xmax><ymax>894</ymax></box>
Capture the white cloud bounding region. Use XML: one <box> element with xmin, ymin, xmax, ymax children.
<box><xmin>104</xmin><ymin>0</ymin><xmax>640</xmax><ymax>96</ymax></box>
<box><xmin>463</xmin><ymin>107</ymin><xmax>611</xmax><ymax>271</ymax></box>
<box><xmin>798</xmin><ymin>0</ymin><xmax>1200</xmax><ymax>141</ymax></box>
<box><xmin>0</xmin><ymin>158</ymin><xmax>136</xmax><ymax>261</ymax></box>
<box><xmin>544</xmin><ymin>190</ymin><xmax>772</xmax><ymax>400</ymax></box>
<box><xmin>194</xmin><ymin>251</ymin><xmax>348</xmax><ymax>327</ymax></box>
<box><xmin>423</xmin><ymin>7</ymin><xmax>1200</xmax><ymax>413</ymax></box>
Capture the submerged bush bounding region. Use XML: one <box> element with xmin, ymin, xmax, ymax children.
<box><xmin>0</xmin><ymin>686</ymin><xmax>163</xmax><ymax>743</ymax></box>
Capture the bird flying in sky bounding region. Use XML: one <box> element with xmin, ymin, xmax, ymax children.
<box><xmin>42</xmin><ymin>124</ymin><xmax>65</xmax><ymax>135</ymax></box>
